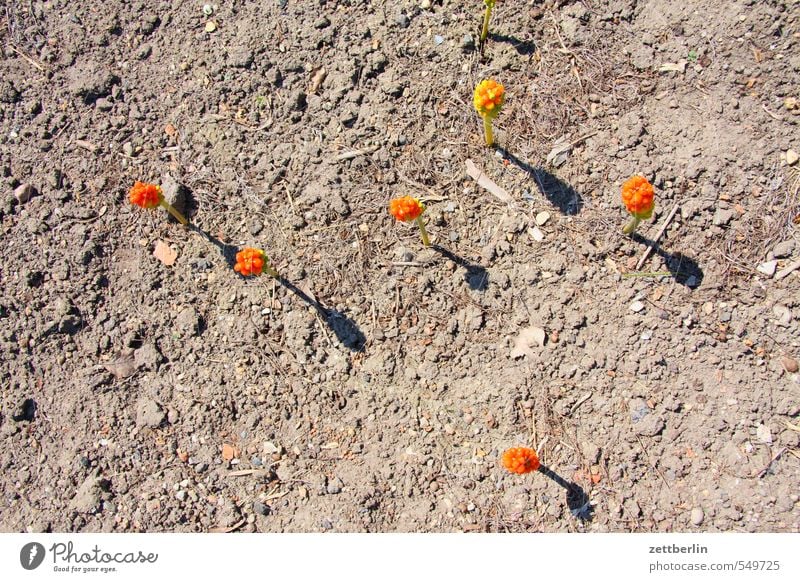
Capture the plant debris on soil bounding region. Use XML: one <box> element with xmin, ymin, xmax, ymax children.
<box><xmin>1</xmin><ymin>0</ymin><xmax>798</xmax><ymax>533</ymax></box>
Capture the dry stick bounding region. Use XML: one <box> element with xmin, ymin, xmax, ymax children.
<box><xmin>635</xmin><ymin>202</ymin><xmax>681</xmax><ymax>271</ymax></box>
<box><xmin>756</xmin><ymin>447</ymin><xmax>788</xmax><ymax>478</ymax></box>
<box><xmin>775</xmin><ymin>259</ymin><xmax>800</xmax><ymax>280</ymax></box>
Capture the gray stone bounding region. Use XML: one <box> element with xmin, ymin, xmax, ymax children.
<box><xmin>712</xmin><ymin>208</ymin><xmax>735</xmax><ymax>226</ymax></box>
<box><xmin>773</xmin><ymin>304</ymin><xmax>792</xmax><ymax>327</ymax></box>
<box><xmin>772</xmin><ymin>240</ymin><xmax>795</xmax><ymax>258</ymax></box>
<box><xmin>134</xmin><ymin>343</ymin><xmax>162</xmax><ymax>370</ymax></box>
<box><xmin>67</xmin><ymin>61</ymin><xmax>118</xmax><ymax>103</ymax></box>
<box><xmin>629</xmin><ymin>398</ymin><xmax>650</xmax><ymax>422</ymax></box>
<box><xmin>247</xmin><ymin>218</ymin><xmax>263</xmax><ymax>235</ymax></box>
<box><xmin>634</xmin><ymin>414</ymin><xmax>665</xmax><ymax>437</ymax></box>
<box><xmin>95</xmin><ymin>98</ymin><xmax>113</xmax><ymax>111</ymax></box>
<box><xmin>623</xmin><ymin>498</ymin><xmax>642</xmax><ymax>518</ymax></box>
<box><xmin>176</xmin><ymin>306</ymin><xmax>201</xmax><ymax>336</ymax></box>
<box><xmin>461</xmin><ymin>33</ymin><xmax>475</xmax><ymax>51</ymax></box>
<box><xmin>13</xmin><ymin>183</ymin><xmax>35</xmax><ymax>204</ymax></box>
<box><xmin>326</xmin><ymin>477</ymin><xmax>343</xmax><ymax>495</ymax></box>
<box><xmin>160</xmin><ymin>174</ymin><xmax>187</xmax><ymax>219</ymax></box>
<box><xmin>69</xmin><ymin>475</ymin><xmax>102</xmax><ymax>513</ymax></box>
<box><xmin>253</xmin><ymin>501</ymin><xmax>270</xmax><ymax>516</ymax></box>
<box><xmin>136</xmin><ymin>398</ymin><xmax>165</xmax><ymax>428</ymax></box>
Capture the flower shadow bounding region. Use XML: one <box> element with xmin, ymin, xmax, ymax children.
<box><xmin>188</xmin><ymin>224</ymin><xmax>237</xmax><ymax>267</ymax></box>
<box><xmin>188</xmin><ymin>225</ymin><xmax>366</xmax><ymax>351</ymax></box>
<box><xmin>275</xmin><ymin>277</ymin><xmax>366</xmax><ymax>352</ymax></box>
<box><xmin>500</xmin><ymin>150</ymin><xmax>583</xmax><ymax>215</ymax></box>
<box><xmin>486</xmin><ymin>32</ymin><xmax>537</xmax><ymax>55</ymax></box>
<box><xmin>630</xmin><ymin>233</ymin><xmax>704</xmax><ymax>288</ymax></box>
<box><xmin>538</xmin><ymin>464</ymin><xmax>594</xmax><ymax>522</ymax></box>
<box><xmin>431</xmin><ymin>244</ymin><xmax>489</xmax><ymax>291</ymax></box>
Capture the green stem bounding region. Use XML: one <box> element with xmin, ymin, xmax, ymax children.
<box><xmin>159</xmin><ymin>200</ymin><xmax>188</xmax><ymax>225</ymax></box>
<box><xmin>622</xmin><ymin>216</ymin><xmax>641</xmax><ymax>235</ymax></box>
<box><xmin>483</xmin><ymin>116</ymin><xmax>494</xmax><ymax>147</ymax></box>
<box><xmin>263</xmin><ymin>263</ymin><xmax>279</xmax><ymax>278</ymax></box>
<box><xmin>415</xmin><ymin>216</ymin><xmax>430</xmax><ymax>247</ymax></box>
<box><xmin>481</xmin><ymin>5</ymin><xmax>492</xmax><ymax>42</ymax></box>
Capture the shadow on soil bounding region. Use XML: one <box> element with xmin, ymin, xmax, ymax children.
<box><xmin>538</xmin><ymin>464</ymin><xmax>594</xmax><ymax>522</ymax></box>
<box><xmin>431</xmin><ymin>245</ymin><xmax>489</xmax><ymax>291</ymax></box>
<box><xmin>486</xmin><ymin>32</ymin><xmax>537</xmax><ymax>55</ymax></box>
<box><xmin>630</xmin><ymin>233</ymin><xmax>704</xmax><ymax>288</ymax></box>
<box><xmin>189</xmin><ymin>225</ymin><xmax>366</xmax><ymax>351</ymax></box>
<box><xmin>500</xmin><ymin>150</ymin><xmax>583</xmax><ymax>215</ymax></box>
<box><xmin>277</xmin><ymin>277</ymin><xmax>366</xmax><ymax>352</ymax></box>
<box><xmin>189</xmin><ymin>224</ymin><xmax>237</xmax><ymax>267</ymax></box>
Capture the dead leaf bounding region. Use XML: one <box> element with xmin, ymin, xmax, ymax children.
<box><xmin>164</xmin><ymin>123</ymin><xmax>177</xmax><ymax>137</ymax></box>
<box><xmin>308</xmin><ymin>67</ymin><xmax>327</xmax><ymax>93</ymax></box>
<box><xmin>465</xmin><ymin>159</ymin><xmax>514</xmax><ymax>205</ymax></box>
<box><xmin>510</xmin><ymin>326</ymin><xmax>547</xmax><ymax>359</ymax></box>
<box><xmin>209</xmin><ymin>519</ymin><xmax>245</xmax><ymax>533</ymax></box>
<box><xmin>153</xmin><ymin>240</ymin><xmax>177</xmax><ymax>266</ymax></box>
<box><xmin>659</xmin><ymin>60</ymin><xmax>687</xmax><ymax>73</ymax></box>
<box><xmin>221</xmin><ymin>443</ymin><xmax>238</xmax><ymax>461</ymax></box>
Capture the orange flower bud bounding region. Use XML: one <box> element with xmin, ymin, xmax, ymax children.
<box><xmin>501</xmin><ymin>446</ymin><xmax>540</xmax><ymax>474</ymax></box>
<box><xmin>621</xmin><ymin>175</ymin><xmax>655</xmax><ymax>219</ymax></box>
<box><xmin>234</xmin><ymin>247</ymin><xmax>269</xmax><ymax>276</ymax></box>
<box><xmin>129</xmin><ymin>181</ymin><xmax>163</xmax><ymax>209</ymax></box>
<box><xmin>389</xmin><ymin>196</ymin><xmax>425</xmax><ymax>222</ymax></box>
<box><xmin>473</xmin><ymin>79</ymin><xmax>505</xmax><ymax>119</ymax></box>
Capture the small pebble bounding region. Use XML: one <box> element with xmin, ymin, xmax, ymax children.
<box><xmin>205</xmin><ymin>21</ymin><xmax>217</xmax><ymax>33</ymax></box>
<box><xmin>781</xmin><ymin>356</ymin><xmax>798</xmax><ymax>373</ymax></box>
<box><xmin>690</xmin><ymin>507</ymin><xmax>704</xmax><ymax>526</ymax></box>
<box><xmin>13</xmin><ymin>183</ymin><xmax>35</xmax><ymax>204</ymax></box>
<box><xmin>629</xmin><ymin>300</ymin><xmax>645</xmax><ymax>313</ymax></box>
<box><xmin>202</xmin><ymin>4</ymin><xmax>214</xmax><ymax>16</ymax></box>
<box><xmin>535</xmin><ymin>211</ymin><xmax>551</xmax><ymax>226</ymax></box>
<box><xmin>786</xmin><ymin>149</ymin><xmax>799</xmax><ymax>166</ymax></box>
<box><xmin>773</xmin><ymin>304</ymin><xmax>792</xmax><ymax>327</ymax></box>
<box><xmin>253</xmin><ymin>501</ymin><xmax>270</xmax><ymax>516</ymax></box>
<box><xmin>756</xmin><ymin>260</ymin><xmax>778</xmax><ymax>276</ymax></box>
<box><xmin>772</xmin><ymin>240</ymin><xmax>795</xmax><ymax>259</ymax></box>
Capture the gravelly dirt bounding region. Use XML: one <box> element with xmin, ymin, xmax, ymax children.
<box><xmin>1</xmin><ymin>0</ymin><xmax>798</xmax><ymax>533</ymax></box>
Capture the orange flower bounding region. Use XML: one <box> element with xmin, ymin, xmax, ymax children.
<box><xmin>234</xmin><ymin>247</ymin><xmax>269</xmax><ymax>276</ymax></box>
<box><xmin>129</xmin><ymin>181</ymin><xmax>163</xmax><ymax>209</ymax></box>
<box><xmin>621</xmin><ymin>175</ymin><xmax>655</xmax><ymax>219</ymax></box>
<box><xmin>501</xmin><ymin>447</ymin><xmax>540</xmax><ymax>474</ymax></box>
<box><xmin>473</xmin><ymin>79</ymin><xmax>505</xmax><ymax>119</ymax></box>
<box><xmin>389</xmin><ymin>196</ymin><xmax>425</xmax><ymax>222</ymax></box>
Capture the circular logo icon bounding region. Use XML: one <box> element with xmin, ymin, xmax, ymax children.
<box><xmin>20</xmin><ymin>542</ymin><xmax>46</xmax><ymax>570</ymax></box>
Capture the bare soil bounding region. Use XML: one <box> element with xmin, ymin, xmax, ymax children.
<box><xmin>1</xmin><ymin>0</ymin><xmax>799</xmax><ymax>533</ymax></box>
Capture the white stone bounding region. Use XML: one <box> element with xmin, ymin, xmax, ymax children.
<box><xmin>757</xmin><ymin>260</ymin><xmax>778</xmax><ymax>276</ymax></box>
